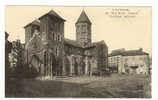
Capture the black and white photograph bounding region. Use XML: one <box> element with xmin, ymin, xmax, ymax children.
<box><xmin>5</xmin><ymin>6</ymin><xmax>152</xmax><ymax>98</ymax></box>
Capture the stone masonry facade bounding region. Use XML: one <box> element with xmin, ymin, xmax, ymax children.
<box><xmin>24</xmin><ymin>10</ymin><xmax>108</xmax><ymax>78</ymax></box>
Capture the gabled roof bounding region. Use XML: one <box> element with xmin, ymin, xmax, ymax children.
<box><xmin>24</xmin><ymin>10</ymin><xmax>65</xmax><ymax>29</ymax></box>
<box><xmin>39</xmin><ymin>10</ymin><xmax>65</xmax><ymax>21</ymax></box>
<box><xmin>76</xmin><ymin>10</ymin><xmax>91</xmax><ymax>24</ymax></box>
<box><xmin>24</xmin><ymin>20</ymin><xmax>40</xmax><ymax>28</ymax></box>
<box><xmin>109</xmin><ymin>49</ymin><xmax>149</xmax><ymax>57</ymax></box>
<box><xmin>121</xmin><ymin>50</ymin><xmax>149</xmax><ymax>56</ymax></box>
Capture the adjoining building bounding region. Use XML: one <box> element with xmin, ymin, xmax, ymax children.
<box><xmin>24</xmin><ymin>10</ymin><xmax>108</xmax><ymax>78</ymax></box>
<box><xmin>108</xmin><ymin>48</ymin><xmax>150</xmax><ymax>75</ymax></box>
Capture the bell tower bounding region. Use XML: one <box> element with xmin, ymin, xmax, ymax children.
<box><xmin>75</xmin><ymin>10</ymin><xmax>92</xmax><ymax>45</ymax></box>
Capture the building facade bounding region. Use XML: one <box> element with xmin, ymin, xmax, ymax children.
<box><xmin>24</xmin><ymin>10</ymin><xmax>108</xmax><ymax>78</ymax></box>
<box><xmin>108</xmin><ymin>48</ymin><xmax>150</xmax><ymax>75</ymax></box>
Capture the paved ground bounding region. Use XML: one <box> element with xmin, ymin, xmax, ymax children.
<box><xmin>6</xmin><ymin>74</ymin><xmax>151</xmax><ymax>98</ymax></box>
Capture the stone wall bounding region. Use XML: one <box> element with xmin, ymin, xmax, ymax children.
<box><xmin>123</xmin><ymin>55</ymin><xmax>149</xmax><ymax>74</ymax></box>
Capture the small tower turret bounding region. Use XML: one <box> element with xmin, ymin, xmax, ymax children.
<box><xmin>75</xmin><ymin>10</ymin><xmax>92</xmax><ymax>46</ymax></box>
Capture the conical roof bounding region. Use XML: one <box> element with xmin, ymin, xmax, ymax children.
<box><xmin>76</xmin><ymin>10</ymin><xmax>91</xmax><ymax>24</ymax></box>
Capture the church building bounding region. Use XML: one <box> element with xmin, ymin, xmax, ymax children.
<box><xmin>24</xmin><ymin>10</ymin><xmax>108</xmax><ymax>78</ymax></box>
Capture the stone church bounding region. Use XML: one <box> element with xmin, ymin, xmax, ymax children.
<box><xmin>24</xmin><ymin>10</ymin><xmax>108</xmax><ymax>78</ymax></box>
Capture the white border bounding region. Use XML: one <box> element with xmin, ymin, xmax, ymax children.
<box><xmin>1</xmin><ymin>0</ymin><xmax>157</xmax><ymax>99</ymax></box>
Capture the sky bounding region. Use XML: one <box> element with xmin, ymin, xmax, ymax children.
<box><xmin>5</xmin><ymin>6</ymin><xmax>152</xmax><ymax>55</ymax></box>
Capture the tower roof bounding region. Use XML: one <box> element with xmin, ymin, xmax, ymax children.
<box><xmin>24</xmin><ymin>20</ymin><xmax>40</xmax><ymax>28</ymax></box>
<box><xmin>39</xmin><ymin>10</ymin><xmax>65</xmax><ymax>21</ymax></box>
<box><xmin>76</xmin><ymin>10</ymin><xmax>91</xmax><ymax>24</ymax></box>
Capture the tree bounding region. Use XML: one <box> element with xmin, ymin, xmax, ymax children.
<box><xmin>8</xmin><ymin>40</ymin><xmax>24</xmax><ymax>78</ymax></box>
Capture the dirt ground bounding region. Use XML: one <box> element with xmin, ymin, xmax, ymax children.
<box><xmin>5</xmin><ymin>74</ymin><xmax>151</xmax><ymax>98</ymax></box>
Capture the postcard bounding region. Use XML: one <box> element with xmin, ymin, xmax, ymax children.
<box><xmin>5</xmin><ymin>6</ymin><xmax>152</xmax><ymax>98</ymax></box>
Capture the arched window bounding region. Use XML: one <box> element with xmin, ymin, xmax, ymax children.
<box><xmin>52</xmin><ymin>32</ymin><xmax>54</xmax><ymax>40</ymax></box>
<box><xmin>56</xmin><ymin>46</ymin><xmax>59</xmax><ymax>56</ymax></box>
<box><xmin>82</xmin><ymin>24</ymin><xmax>87</xmax><ymax>32</ymax></box>
<box><xmin>58</xmin><ymin>34</ymin><xmax>60</xmax><ymax>41</ymax></box>
<box><xmin>44</xmin><ymin>51</ymin><xmax>47</xmax><ymax>68</ymax></box>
